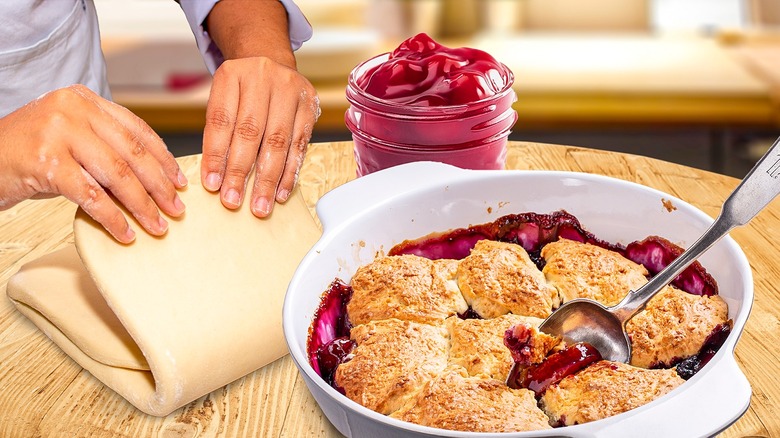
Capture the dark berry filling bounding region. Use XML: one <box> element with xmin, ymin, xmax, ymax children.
<box><xmin>457</xmin><ymin>308</ymin><xmax>483</xmax><ymax>320</ymax></box>
<box><xmin>307</xmin><ymin>279</ymin><xmax>353</xmax><ymax>382</ymax></box>
<box><xmin>675</xmin><ymin>322</ymin><xmax>733</xmax><ymax>380</ymax></box>
<box><xmin>317</xmin><ymin>337</ymin><xmax>355</xmax><ymax>393</ymax></box>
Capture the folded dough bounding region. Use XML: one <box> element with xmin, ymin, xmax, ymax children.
<box><xmin>7</xmin><ymin>156</ymin><xmax>320</xmax><ymax>416</ymax></box>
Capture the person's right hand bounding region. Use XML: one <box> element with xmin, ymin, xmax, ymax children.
<box><xmin>0</xmin><ymin>85</ymin><xmax>188</xmax><ymax>243</ymax></box>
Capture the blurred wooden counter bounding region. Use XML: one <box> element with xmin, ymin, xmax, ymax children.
<box><xmin>727</xmin><ymin>32</ymin><xmax>780</xmax><ymax>127</ymax></box>
<box><xmin>104</xmin><ymin>33</ymin><xmax>777</xmax><ymax>133</ymax></box>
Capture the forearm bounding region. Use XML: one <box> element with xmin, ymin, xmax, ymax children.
<box><xmin>205</xmin><ymin>0</ymin><xmax>297</xmax><ymax>69</ymax></box>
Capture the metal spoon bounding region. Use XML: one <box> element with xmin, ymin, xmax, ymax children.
<box><xmin>539</xmin><ymin>136</ymin><xmax>780</xmax><ymax>362</ymax></box>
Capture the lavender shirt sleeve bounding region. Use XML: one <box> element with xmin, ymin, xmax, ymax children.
<box><xmin>177</xmin><ymin>0</ymin><xmax>313</xmax><ymax>74</ymax></box>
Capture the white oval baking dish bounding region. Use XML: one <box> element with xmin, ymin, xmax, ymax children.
<box><xmin>283</xmin><ymin>161</ymin><xmax>753</xmax><ymax>438</ymax></box>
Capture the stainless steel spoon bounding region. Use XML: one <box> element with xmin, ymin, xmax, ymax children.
<box><xmin>539</xmin><ymin>136</ymin><xmax>780</xmax><ymax>362</ymax></box>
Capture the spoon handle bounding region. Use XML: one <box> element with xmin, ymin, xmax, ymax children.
<box><xmin>612</xmin><ymin>136</ymin><xmax>780</xmax><ymax>323</ymax></box>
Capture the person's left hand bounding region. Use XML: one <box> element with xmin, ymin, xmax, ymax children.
<box><xmin>200</xmin><ymin>56</ymin><xmax>319</xmax><ymax>218</ymax></box>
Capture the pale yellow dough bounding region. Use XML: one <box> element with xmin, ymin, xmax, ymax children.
<box><xmin>7</xmin><ymin>155</ymin><xmax>320</xmax><ymax>416</ymax></box>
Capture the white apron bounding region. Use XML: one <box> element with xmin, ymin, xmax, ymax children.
<box><xmin>0</xmin><ymin>0</ymin><xmax>110</xmax><ymax>117</ymax></box>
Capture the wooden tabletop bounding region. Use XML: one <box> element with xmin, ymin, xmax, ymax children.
<box><xmin>1</xmin><ymin>141</ymin><xmax>778</xmax><ymax>437</ymax></box>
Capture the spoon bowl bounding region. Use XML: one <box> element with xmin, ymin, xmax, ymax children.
<box><xmin>539</xmin><ymin>298</ymin><xmax>630</xmax><ymax>362</ymax></box>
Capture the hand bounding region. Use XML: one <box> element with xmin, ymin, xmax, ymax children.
<box><xmin>200</xmin><ymin>56</ymin><xmax>319</xmax><ymax>217</ymax></box>
<box><xmin>0</xmin><ymin>85</ymin><xmax>187</xmax><ymax>243</ymax></box>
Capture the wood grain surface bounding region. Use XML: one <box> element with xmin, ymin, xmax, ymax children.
<box><xmin>1</xmin><ymin>142</ymin><xmax>778</xmax><ymax>437</ymax></box>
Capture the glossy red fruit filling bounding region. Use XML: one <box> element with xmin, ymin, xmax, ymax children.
<box><xmin>307</xmin><ymin>279</ymin><xmax>353</xmax><ymax>382</ymax></box>
<box><xmin>391</xmin><ymin>211</ymin><xmax>717</xmax><ymax>293</ymax></box>
<box><xmin>492</xmin><ymin>211</ymin><xmax>612</xmax><ymax>267</ymax></box>
<box><xmin>390</xmin><ymin>226</ymin><xmax>493</xmax><ymax>261</ymax></box>
<box><xmin>506</xmin><ymin>341</ymin><xmax>603</xmax><ymax>397</ymax></box>
<box><xmin>625</xmin><ymin>236</ymin><xmax>718</xmax><ymax>296</ymax></box>
<box><xmin>389</xmin><ymin>211</ymin><xmax>606</xmax><ymax>270</ymax></box>
<box><xmin>356</xmin><ymin>33</ymin><xmax>509</xmax><ymax>106</ymax></box>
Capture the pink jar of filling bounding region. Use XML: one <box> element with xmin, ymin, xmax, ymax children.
<box><xmin>346</xmin><ymin>33</ymin><xmax>517</xmax><ymax>176</ymax></box>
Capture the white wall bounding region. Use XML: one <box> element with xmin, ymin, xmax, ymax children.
<box><xmin>93</xmin><ymin>0</ymin><xmax>192</xmax><ymax>38</ymax></box>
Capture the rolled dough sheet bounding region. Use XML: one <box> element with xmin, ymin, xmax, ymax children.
<box><xmin>7</xmin><ymin>155</ymin><xmax>320</xmax><ymax>416</ymax></box>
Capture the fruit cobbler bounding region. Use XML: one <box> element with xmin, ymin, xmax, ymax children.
<box><xmin>307</xmin><ymin>211</ymin><xmax>731</xmax><ymax>432</ymax></box>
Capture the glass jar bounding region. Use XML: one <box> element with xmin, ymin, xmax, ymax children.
<box><xmin>345</xmin><ymin>51</ymin><xmax>517</xmax><ymax>177</ymax></box>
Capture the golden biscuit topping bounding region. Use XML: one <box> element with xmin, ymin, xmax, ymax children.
<box><xmin>391</xmin><ymin>366</ymin><xmax>552</xmax><ymax>432</ymax></box>
<box><xmin>334</xmin><ymin>318</ymin><xmax>449</xmax><ymax>414</ymax></box>
<box><xmin>542</xmin><ymin>238</ymin><xmax>649</xmax><ymax>306</ymax></box>
<box><xmin>457</xmin><ymin>240</ymin><xmax>559</xmax><ymax>318</ymax></box>
<box><xmin>540</xmin><ymin>361</ymin><xmax>684</xmax><ymax>426</ymax></box>
<box><xmin>348</xmin><ymin>255</ymin><xmax>467</xmax><ymax>325</ymax></box>
<box><xmin>627</xmin><ymin>286</ymin><xmax>729</xmax><ymax>368</ymax></box>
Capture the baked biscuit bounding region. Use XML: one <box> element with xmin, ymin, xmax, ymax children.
<box><xmin>348</xmin><ymin>255</ymin><xmax>468</xmax><ymax>325</ymax></box>
<box><xmin>542</xmin><ymin>238</ymin><xmax>649</xmax><ymax>306</ymax></box>
<box><xmin>627</xmin><ymin>286</ymin><xmax>729</xmax><ymax>368</ymax></box>
<box><xmin>540</xmin><ymin>361</ymin><xmax>684</xmax><ymax>426</ymax></box>
<box><xmin>334</xmin><ymin>318</ymin><xmax>449</xmax><ymax>415</ymax></box>
<box><xmin>447</xmin><ymin>315</ymin><xmax>556</xmax><ymax>380</ymax></box>
<box><xmin>457</xmin><ymin>240</ymin><xmax>559</xmax><ymax>318</ymax></box>
<box><xmin>390</xmin><ymin>366</ymin><xmax>552</xmax><ymax>432</ymax></box>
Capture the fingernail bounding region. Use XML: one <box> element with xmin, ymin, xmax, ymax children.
<box><xmin>224</xmin><ymin>188</ymin><xmax>241</xmax><ymax>207</ymax></box>
<box><xmin>173</xmin><ymin>194</ymin><xmax>185</xmax><ymax>214</ymax></box>
<box><xmin>252</xmin><ymin>197</ymin><xmax>271</xmax><ymax>216</ymax></box>
<box><xmin>204</xmin><ymin>172</ymin><xmax>221</xmax><ymax>191</ymax></box>
<box><xmin>158</xmin><ymin>216</ymin><xmax>169</xmax><ymax>233</ymax></box>
<box><xmin>124</xmin><ymin>227</ymin><xmax>136</xmax><ymax>242</ymax></box>
<box><xmin>277</xmin><ymin>189</ymin><xmax>290</xmax><ymax>202</ymax></box>
<box><xmin>177</xmin><ymin>170</ymin><xmax>188</xmax><ymax>187</ymax></box>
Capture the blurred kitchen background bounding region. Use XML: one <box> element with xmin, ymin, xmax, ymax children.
<box><xmin>95</xmin><ymin>0</ymin><xmax>780</xmax><ymax>177</ymax></box>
